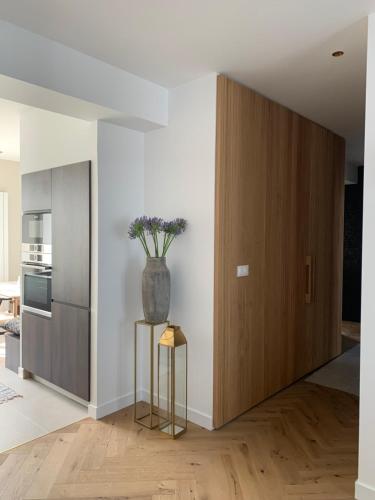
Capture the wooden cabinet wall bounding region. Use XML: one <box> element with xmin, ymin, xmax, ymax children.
<box><xmin>22</xmin><ymin>305</ymin><xmax>90</xmax><ymax>401</ymax></box>
<box><xmin>52</xmin><ymin>161</ymin><xmax>91</xmax><ymax>309</ymax></box>
<box><xmin>51</xmin><ymin>302</ymin><xmax>90</xmax><ymax>400</ymax></box>
<box><xmin>213</xmin><ymin>76</ymin><xmax>345</xmax><ymax>428</ymax></box>
<box><xmin>22</xmin><ymin>312</ymin><xmax>52</xmax><ymax>381</ymax></box>
<box><xmin>21</xmin><ymin>161</ymin><xmax>91</xmax><ymax>401</ymax></box>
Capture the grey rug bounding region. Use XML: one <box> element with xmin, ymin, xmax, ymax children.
<box><xmin>0</xmin><ymin>382</ymin><xmax>22</xmax><ymax>404</ymax></box>
<box><xmin>305</xmin><ymin>345</ymin><xmax>360</xmax><ymax>396</ymax></box>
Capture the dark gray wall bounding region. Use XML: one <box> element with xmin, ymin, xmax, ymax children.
<box><xmin>342</xmin><ymin>167</ymin><xmax>363</xmax><ymax>322</ymax></box>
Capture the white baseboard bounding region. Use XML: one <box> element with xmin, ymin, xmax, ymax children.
<box><xmin>186</xmin><ymin>406</ymin><xmax>213</xmax><ymax>430</ymax></box>
<box><xmin>88</xmin><ymin>391</ymin><xmax>134</xmax><ymax>419</ymax></box>
<box><xmin>356</xmin><ymin>480</ymin><xmax>375</xmax><ymax>499</ymax></box>
<box><xmin>89</xmin><ymin>389</ymin><xmax>213</xmax><ymax>430</ymax></box>
<box><xmin>140</xmin><ymin>389</ymin><xmax>213</xmax><ymax>430</ymax></box>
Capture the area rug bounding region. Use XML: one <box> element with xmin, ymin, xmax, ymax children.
<box><xmin>305</xmin><ymin>344</ymin><xmax>360</xmax><ymax>396</ymax></box>
<box><xmin>0</xmin><ymin>382</ymin><xmax>22</xmax><ymax>404</ymax></box>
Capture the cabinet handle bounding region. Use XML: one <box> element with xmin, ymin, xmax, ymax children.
<box><xmin>305</xmin><ymin>256</ymin><xmax>313</xmax><ymax>304</ymax></box>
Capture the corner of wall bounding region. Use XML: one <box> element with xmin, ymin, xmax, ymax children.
<box><xmin>144</xmin><ymin>73</ymin><xmax>217</xmax><ymax>428</ymax></box>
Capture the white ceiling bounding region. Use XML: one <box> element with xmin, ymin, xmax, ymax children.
<box><xmin>0</xmin><ymin>0</ymin><xmax>374</xmax><ymax>165</ymax></box>
<box><xmin>0</xmin><ymin>98</ymin><xmax>29</xmax><ymax>161</ymax></box>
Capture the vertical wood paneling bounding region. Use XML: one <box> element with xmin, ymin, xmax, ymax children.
<box><xmin>214</xmin><ymin>75</ymin><xmax>345</xmax><ymax>428</ymax></box>
<box><xmin>214</xmin><ymin>77</ymin><xmax>268</xmax><ymax>425</ymax></box>
<box><xmin>330</xmin><ymin>134</ymin><xmax>346</xmax><ymax>357</ymax></box>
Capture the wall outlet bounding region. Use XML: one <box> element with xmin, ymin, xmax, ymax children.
<box><xmin>236</xmin><ymin>264</ymin><xmax>249</xmax><ymax>277</ymax></box>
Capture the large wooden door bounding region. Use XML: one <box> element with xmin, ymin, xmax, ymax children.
<box><xmin>214</xmin><ymin>76</ymin><xmax>345</xmax><ymax>428</ymax></box>
<box><xmin>262</xmin><ymin>102</ymin><xmax>301</xmax><ymax>396</ymax></box>
<box><xmin>298</xmin><ymin>122</ymin><xmax>344</xmax><ymax>376</ymax></box>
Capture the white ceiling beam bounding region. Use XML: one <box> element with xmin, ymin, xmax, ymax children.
<box><xmin>0</xmin><ymin>20</ymin><xmax>168</xmax><ymax>131</ymax></box>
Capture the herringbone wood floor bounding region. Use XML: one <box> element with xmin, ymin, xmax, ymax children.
<box><xmin>0</xmin><ymin>381</ymin><xmax>358</xmax><ymax>500</ymax></box>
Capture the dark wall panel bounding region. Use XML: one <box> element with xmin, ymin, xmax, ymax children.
<box><xmin>342</xmin><ymin>167</ymin><xmax>363</xmax><ymax>322</ymax></box>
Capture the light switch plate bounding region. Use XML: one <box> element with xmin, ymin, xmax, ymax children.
<box><xmin>236</xmin><ymin>264</ymin><xmax>249</xmax><ymax>277</ymax></box>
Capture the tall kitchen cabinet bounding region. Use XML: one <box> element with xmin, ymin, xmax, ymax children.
<box><xmin>213</xmin><ymin>76</ymin><xmax>345</xmax><ymax>427</ymax></box>
<box><xmin>22</xmin><ymin>161</ymin><xmax>91</xmax><ymax>401</ymax></box>
<box><xmin>51</xmin><ymin>162</ymin><xmax>91</xmax><ymax>400</ymax></box>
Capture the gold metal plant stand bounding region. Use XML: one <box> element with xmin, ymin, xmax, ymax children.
<box><xmin>134</xmin><ymin>319</ymin><xmax>169</xmax><ymax>429</ymax></box>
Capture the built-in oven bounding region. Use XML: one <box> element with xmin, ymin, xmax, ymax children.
<box><xmin>22</xmin><ymin>212</ymin><xmax>52</xmax><ymax>266</ymax></box>
<box><xmin>22</xmin><ymin>263</ymin><xmax>52</xmax><ymax>318</ymax></box>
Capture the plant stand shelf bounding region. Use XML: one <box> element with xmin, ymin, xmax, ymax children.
<box><xmin>134</xmin><ymin>319</ymin><xmax>169</xmax><ymax>429</ymax></box>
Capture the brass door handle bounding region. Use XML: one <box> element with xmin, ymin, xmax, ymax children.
<box><xmin>305</xmin><ymin>256</ymin><xmax>312</xmax><ymax>304</ymax></box>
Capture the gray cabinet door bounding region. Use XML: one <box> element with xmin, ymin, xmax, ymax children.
<box><xmin>51</xmin><ymin>302</ymin><xmax>90</xmax><ymax>400</ymax></box>
<box><xmin>22</xmin><ymin>170</ymin><xmax>52</xmax><ymax>212</ymax></box>
<box><xmin>22</xmin><ymin>312</ymin><xmax>52</xmax><ymax>380</ymax></box>
<box><xmin>52</xmin><ymin>161</ymin><xmax>91</xmax><ymax>308</ymax></box>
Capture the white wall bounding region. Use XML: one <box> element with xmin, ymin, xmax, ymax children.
<box><xmin>91</xmin><ymin>120</ymin><xmax>144</xmax><ymax>417</ymax></box>
<box><xmin>0</xmin><ymin>160</ymin><xmax>21</xmax><ymax>280</ymax></box>
<box><xmin>145</xmin><ymin>74</ymin><xmax>217</xmax><ymax>429</ymax></box>
<box><xmin>20</xmin><ymin>108</ymin><xmax>97</xmax><ymax>173</ymax></box>
<box><xmin>18</xmin><ymin>79</ymin><xmax>218</xmax><ymax>429</ymax></box>
<box><xmin>356</xmin><ymin>13</ymin><xmax>375</xmax><ymax>500</ymax></box>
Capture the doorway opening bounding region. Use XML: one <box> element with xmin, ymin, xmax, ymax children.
<box><xmin>0</xmin><ymin>97</ymin><xmax>88</xmax><ymax>452</ymax></box>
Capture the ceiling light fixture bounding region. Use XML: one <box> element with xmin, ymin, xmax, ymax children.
<box><xmin>332</xmin><ymin>50</ymin><xmax>344</xmax><ymax>57</ymax></box>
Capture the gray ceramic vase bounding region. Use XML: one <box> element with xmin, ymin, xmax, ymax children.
<box><xmin>142</xmin><ymin>257</ymin><xmax>170</xmax><ymax>324</ymax></box>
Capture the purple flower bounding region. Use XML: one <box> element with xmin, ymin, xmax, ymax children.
<box><xmin>128</xmin><ymin>216</ymin><xmax>148</xmax><ymax>239</ymax></box>
<box><xmin>162</xmin><ymin>218</ymin><xmax>187</xmax><ymax>236</ymax></box>
<box><xmin>144</xmin><ymin>217</ymin><xmax>163</xmax><ymax>234</ymax></box>
<box><xmin>129</xmin><ymin>216</ymin><xmax>187</xmax><ymax>257</ymax></box>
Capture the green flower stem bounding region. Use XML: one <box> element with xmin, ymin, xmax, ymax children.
<box><xmin>164</xmin><ymin>234</ymin><xmax>172</xmax><ymax>256</ymax></box>
<box><xmin>139</xmin><ymin>231</ymin><xmax>150</xmax><ymax>257</ymax></box>
<box><xmin>162</xmin><ymin>233</ymin><xmax>167</xmax><ymax>256</ymax></box>
<box><xmin>162</xmin><ymin>234</ymin><xmax>175</xmax><ymax>256</ymax></box>
<box><xmin>152</xmin><ymin>230</ymin><xmax>159</xmax><ymax>257</ymax></box>
<box><xmin>138</xmin><ymin>237</ymin><xmax>147</xmax><ymax>255</ymax></box>
<box><xmin>140</xmin><ymin>239</ymin><xmax>149</xmax><ymax>257</ymax></box>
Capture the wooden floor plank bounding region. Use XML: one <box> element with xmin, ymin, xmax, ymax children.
<box><xmin>23</xmin><ymin>434</ymin><xmax>75</xmax><ymax>500</ymax></box>
<box><xmin>0</xmin><ymin>381</ymin><xmax>358</xmax><ymax>500</ymax></box>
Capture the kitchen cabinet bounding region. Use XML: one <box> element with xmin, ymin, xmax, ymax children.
<box><xmin>51</xmin><ymin>302</ymin><xmax>90</xmax><ymax>400</ymax></box>
<box><xmin>22</xmin><ymin>169</ymin><xmax>52</xmax><ymax>212</ymax></box>
<box><xmin>21</xmin><ymin>161</ymin><xmax>91</xmax><ymax>401</ymax></box>
<box><xmin>22</xmin><ymin>312</ymin><xmax>51</xmax><ymax>380</ymax></box>
<box><xmin>22</xmin><ymin>305</ymin><xmax>90</xmax><ymax>401</ymax></box>
<box><xmin>52</xmin><ymin>161</ymin><xmax>90</xmax><ymax>308</ymax></box>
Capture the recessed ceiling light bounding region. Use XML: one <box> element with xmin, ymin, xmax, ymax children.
<box><xmin>332</xmin><ymin>50</ymin><xmax>344</xmax><ymax>57</ymax></box>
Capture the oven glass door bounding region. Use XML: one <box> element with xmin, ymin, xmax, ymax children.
<box><xmin>23</xmin><ymin>272</ymin><xmax>51</xmax><ymax>315</ymax></box>
<box><xmin>22</xmin><ymin>213</ymin><xmax>52</xmax><ymax>245</ymax></box>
